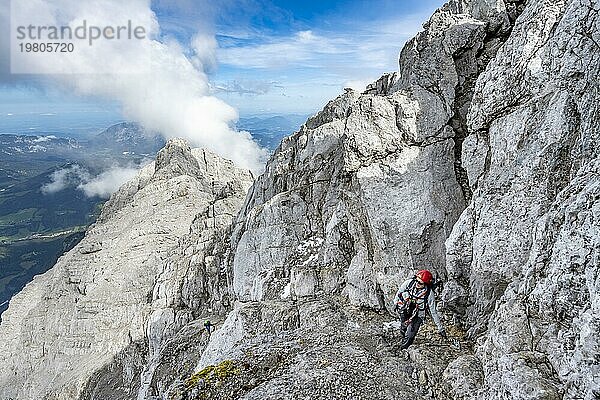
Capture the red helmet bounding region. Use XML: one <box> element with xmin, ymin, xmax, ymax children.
<box><xmin>416</xmin><ymin>269</ymin><xmax>433</xmax><ymax>284</ymax></box>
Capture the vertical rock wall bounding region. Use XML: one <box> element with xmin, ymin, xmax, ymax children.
<box><xmin>443</xmin><ymin>0</ymin><xmax>600</xmax><ymax>398</ymax></box>
<box><xmin>228</xmin><ymin>0</ymin><xmax>524</xmax><ymax>311</ymax></box>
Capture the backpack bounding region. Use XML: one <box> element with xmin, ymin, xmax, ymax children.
<box><xmin>405</xmin><ymin>274</ymin><xmax>442</xmax><ymax>314</ymax></box>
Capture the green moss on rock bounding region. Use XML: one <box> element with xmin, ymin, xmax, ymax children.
<box><xmin>185</xmin><ymin>360</ymin><xmax>239</xmax><ymax>389</ymax></box>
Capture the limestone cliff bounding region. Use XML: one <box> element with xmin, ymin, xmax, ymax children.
<box><xmin>443</xmin><ymin>0</ymin><xmax>600</xmax><ymax>398</ymax></box>
<box><xmin>0</xmin><ymin>139</ymin><xmax>253</xmax><ymax>399</ymax></box>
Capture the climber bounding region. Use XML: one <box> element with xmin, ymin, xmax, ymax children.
<box><xmin>204</xmin><ymin>320</ymin><xmax>214</xmax><ymax>336</ymax></box>
<box><xmin>393</xmin><ymin>269</ymin><xmax>446</xmax><ymax>350</ymax></box>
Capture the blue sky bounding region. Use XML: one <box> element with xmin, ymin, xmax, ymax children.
<box><xmin>167</xmin><ymin>0</ymin><xmax>446</xmax><ymax>114</ymax></box>
<box><xmin>0</xmin><ymin>0</ymin><xmax>446</xmax><ymax>129</ymax></box>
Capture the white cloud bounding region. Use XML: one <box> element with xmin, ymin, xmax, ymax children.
<box><xmin>41</xmin><ymin>165</ymin><xmax>90</xmax><ymax>194</ymax></box>
<box><xmin>41</xmin><ymin>163</ymin><xmax>141</xmax><ymax>198</ymax></box>
<box><xmin>218</xmin><ymin>30</ymin><xmax>336</xmax><ymax>69</ymax></box>
<box><xmin>77</xmin><ymin>166</ymin><xmax>139</xmax><ymax>198</ymax></box>
<box><xmin>0</xmin><ymin>3</ymin><xmax>12</xmax><ymax>82</ymax></box>
<box><xmin>33</xmin><ymin>135</ymin><xmax>57</xmax><ymax>143</ymax></box>
<box><xmin>191</xmin><ymin>33</ymin><xmax>218</xmax><ymax>73</ymax></box>
<box><xmin>212</xmin><ymin>79</ymin><xmax>283</xmax><ymax>96</ymax></box>
<box><xmin>9</xmin><ymin>0</ymin><xmax>268</xmax><ymax>173</ymax></box>
<box><xmin>217</xmin><ymin>15</ymin><xmax>426</xmax><ymax>73</ymax></box>
<box><xmin>296</xmin><ymin>30</ymin><xmax>317</xmax><ymax>43</ymax></box>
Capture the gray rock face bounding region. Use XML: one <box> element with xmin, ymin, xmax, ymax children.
<box><xmin>227</xmin><ymin>0</ymin><xmax>522</xmax><ymax>317</ymax></box>
<box><xmin>179</xmin><ymin>301</ymin><xmax>444</xmax><ymax>400</ymax></box>
<box><xmin>0</xmin><ymin>139</ymin><xmax>253</xmax><ymax>400</ymax></box>
<box><xmin>230</xmin><ymin>84</ymin><xmax>462</xmax><ymax>311</ymax></box>
<box><xmin>363</xmin><ymin>72</ymin><xmax>397</xmax><ymax>95</ymax></box>
<box><xmin>443</xmin><ymin>0</ymin><xmax>600</xmax><ymax>399</ymax></box>
<box><xmin>136</xmin><ymin>151</ymin><xmax>253</xmax><ymax>400</ymax></box>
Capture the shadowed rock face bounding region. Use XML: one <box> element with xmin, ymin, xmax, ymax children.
<box><xmin>1</xmin><ymin>0</ymin><xmax>598</xmax><ymax>399</ymax></box>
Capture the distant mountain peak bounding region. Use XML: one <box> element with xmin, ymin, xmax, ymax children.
<box><xmin>91</xmin><ymin>122</ymin><xmax>165</xmax><ymax>154</ymax></box>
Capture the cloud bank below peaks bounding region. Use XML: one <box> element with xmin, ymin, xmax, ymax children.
<box><xmin>41</xmin><ymin>164</ymin><xmax>140</xmax><ymax>198</ymax></box>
